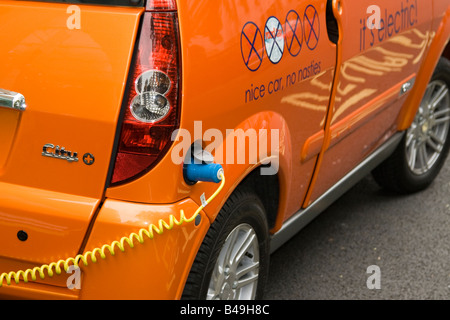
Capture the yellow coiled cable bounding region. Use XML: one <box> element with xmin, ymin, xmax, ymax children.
<box><xmin>0</xmin><ymin>173</ymin><xmax>225</xmax><ymax>287</ymax></box>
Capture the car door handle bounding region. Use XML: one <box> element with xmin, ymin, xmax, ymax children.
<box><xmin>0</xmin><ymin>88</ymin><xmax>27</xmax><ymax>111</ymax></box>
<box><xmin>400</xmin><ymin>77</ymin><xmax>416</xmax><ymax>97</ymax></box>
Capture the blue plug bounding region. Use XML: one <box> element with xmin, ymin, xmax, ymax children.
<box><xmin>183</xmin><ymin>147</ymin><xmax>223</xmax><ymax>184</ymax></box>
<box><xmin>184</xmin><ymin>161</ymin><xmax>224</xmax><ymax>184</ymax></box>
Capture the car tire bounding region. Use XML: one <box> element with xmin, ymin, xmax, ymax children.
<box><xmin>372</xmin><ymin>57</ymin><xmax>450</xmax><ymax>194</ymax></box>
<box><xmin>181</xmin><ymin>188</ymin><xmax>270</xmax><ymax>300</ymax></box>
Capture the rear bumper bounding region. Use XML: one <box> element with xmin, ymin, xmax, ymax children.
<box><xmin>0</xmin><ymin>197</ymin><xmax>210</xmax><ymax>300</ymax></box>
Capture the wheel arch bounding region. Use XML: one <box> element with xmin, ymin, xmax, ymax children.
<box><xmin>397</xmin><ymin>6</ymin><xmax>450</xmax><ymax>131</ymax></box>
<box><xmin>235</xmin><ymin>165</ymin><xmax>280</xmax><ymax>231</ymax></box>
<box><xmin>194</xmin><ymin>110</ymin><xmax>292</xmax><ymax>235</ymax></box>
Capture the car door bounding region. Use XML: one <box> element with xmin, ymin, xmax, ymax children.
<box><xmin>305</xmin><ymin>0</ymin><xmax>433</xmax><ymax>204</ymax></box>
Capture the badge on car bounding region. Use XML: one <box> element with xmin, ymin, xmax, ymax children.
<box><xmin>42</xmin><ymin>143</ymin><xmax>79</xmax><ymax>163</ymax></box>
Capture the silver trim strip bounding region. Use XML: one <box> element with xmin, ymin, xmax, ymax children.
<box><xmin>270</xmin><ymin>132</ymin><xmax>404</xmax><ymax>254</ymax></box>
<box><xmin>0</xmin><ymin>89</ymin><xmax>27</xmax><ymax>111</ymax></box>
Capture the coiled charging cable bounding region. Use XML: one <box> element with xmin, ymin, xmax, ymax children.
<box><xmin>0</xmin><ymin>173</ymin><xmax>225</xmax><ymax>287</ymax></box>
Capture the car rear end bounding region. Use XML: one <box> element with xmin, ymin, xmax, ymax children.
<box><xmin>0</xmin><ymin>0</ymin><xmax>203</xmax><ymax>299</ymax></box>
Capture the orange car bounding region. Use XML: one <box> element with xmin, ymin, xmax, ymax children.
<box><xmin>0</xmin><ymin>0</ymin><xmax>449</xmax><ymax>300</ymax></box>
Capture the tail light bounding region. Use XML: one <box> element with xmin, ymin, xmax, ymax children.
<box><xmin>146</xmin><ymin>0</ymin><xmax>177</xmax><ymax>11</ymax></box>
<box><xmin>110</xmin><ymin>4</ymin><xmax>180</xmax><ymax>185</ymax></box>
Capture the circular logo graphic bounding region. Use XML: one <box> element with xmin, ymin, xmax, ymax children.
<box><xmin>264</xmin><ymin>16</ymin><xmax>284</xmax><ymax>64</ymax></box>
<box><xmin>303</xmin><ymin>5</ymin><xmax>320</xmax><ymax>50</ymax></box>
<box><xmin>285</xmin><ymin>10</ymin><xmax>303</xmax><ymax>57</ymax></box>
<box><xmin>83</xmin><ymin>153</ymin><xmax>95</xmax><ymax>166</ymax></box>
<box><xmin>241</xmin><ymin>21</ymin><xmax>264</xmax><ymax>72</ymax></box>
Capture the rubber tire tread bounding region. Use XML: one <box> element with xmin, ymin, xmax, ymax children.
<box><xmin>181</xmin><ymin>188</ymin><xmax>270</xmax><ymax>300</ymax></box>
<box><xmin>372</xmin><ymin>57</ymin><xmax>450</xmax><ymax>194</ymax></box>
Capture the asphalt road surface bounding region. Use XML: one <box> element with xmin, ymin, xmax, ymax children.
<box><xmin>264</xmin><ymin>157</ymin><xmax>450</xmax><ymax>300</ymax></box>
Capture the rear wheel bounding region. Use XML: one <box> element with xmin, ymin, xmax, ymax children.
<box><xmin>181</xmin><ymin>189</ymin><xmax>269</xmax><ymax>300</ymax></box>
<box><xmin>372</xmin><ymin>58</ymin><xmax>450</xmax><ymax>193</ymax></box>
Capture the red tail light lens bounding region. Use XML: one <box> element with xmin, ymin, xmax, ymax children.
<box><xmin>146</xmin><ymin>0</ymin><xmax>177</xmax><ymax>11</ymax></box>
<box><xmin>110</xmin><ymin>11</ymin><xmax>180</xmax><ymax>185</ymax></box>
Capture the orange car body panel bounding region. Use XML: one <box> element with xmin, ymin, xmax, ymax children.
<box><xmin>0</xmin><ymin>2</ymin><xmax>141</xmax><ymax>198</ymax></box>
<box><xmin>0</xmin><ymin>0</ymin><xmax>449</xmax><ymax>299</ymax></box>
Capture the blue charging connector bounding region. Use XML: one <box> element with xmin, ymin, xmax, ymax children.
<box><xmin>183</xmin><ymin>147</ymin><xmax>223</xmax><ymax>184</ymax></box>
<box><xmin>184</xmin><ymin>162</ymin><xmax>224</xmax><ymax>184</ymax></box>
